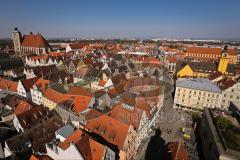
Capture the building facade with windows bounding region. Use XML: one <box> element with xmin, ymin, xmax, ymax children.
<box><xmin>220</xmin><ymin>81</ymin><xmax>240</xmax><ymax>109</ymax></box>
<box><xmin>174</xmin><ymin>78</ymin><xmax>222</xmax><ymax>111</ymax></box>
<box><xmin>12</xmin><ymin>28</ymin><xmax>51</xmax><ymax>56</ymax></box>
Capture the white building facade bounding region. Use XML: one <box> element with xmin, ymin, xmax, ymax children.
<box><xmin>174</xmin><ymin>78</ymin><xmax>222</xmax><ymax>111</ymax></box>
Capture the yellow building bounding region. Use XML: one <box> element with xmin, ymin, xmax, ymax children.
<box><xmin>42</xmin><ymin>88</ymin><xmax>69</xmax><ymax>110</ymax></box>
<box><xmin>218</xmin><ymin>52</ymin><xmax>229</xmax><ymax>74</ymax></box>
<box><xmin>176</xmin><ymin>61</ymin><xmax>217</xmax><ymax>78</ymax></box>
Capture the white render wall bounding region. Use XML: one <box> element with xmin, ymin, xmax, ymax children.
<box><xmin>221</xmin><ymin>82</ymin><xmax>240</xmax><ymax>109</ymax></box>
<box><xmin>174</xmin><ymin>86</ymin><xmax>221</xmax><ymax>110</ymax></box>
<box><xmin>46</xmin><ymin>144</ymin><xmax>84</xmax><ymax>160</ymax></box>
<box><xmin>30</xmin><ymin>88</ymin><xmax>43</xmax><ymax>105</ymax></box>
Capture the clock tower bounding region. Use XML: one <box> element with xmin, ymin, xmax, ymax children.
<box><xmin>218</xmin><ymin>45</ymin><xmax>229</xmax><ymax>74</ymax></box>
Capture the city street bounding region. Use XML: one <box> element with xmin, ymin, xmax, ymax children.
<box><xmin>135</xmin><ymin>75</ymin><xmax>193</xmax><ymax>160</ymax></box>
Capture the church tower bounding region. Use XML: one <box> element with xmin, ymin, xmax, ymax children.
<box><xmin>12</xmin><ymin>27</ymin><xmax>22</xmax><ymax>52</ymax></box>
<box><xmin>218</xmin><ymin>45</ymin><xmax>229</xmax><ymax>74</ymax></box>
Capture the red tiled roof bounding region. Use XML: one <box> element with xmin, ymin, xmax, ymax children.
<box><xmin>48</xmin><ymin>52</ymin><xmax>65</xmax><ymax>57</ymax></box>
<box><xmin>0</xmin><ymin>77</ymin><xmax>18</xmax><ymax>92</ymax></box>
<box><xmin>21</xmin><ymin>78</ymin><xmax>38</xmax><ymax>92</ymax></box>
<box><xmin>30</xmin><ymin>55</ymin><xmax>48</xmax><ymax>61</ymax></box>
<box><xmin>75</xmin><ymin>135</ymin><xmax>105</xmax><ymax>160</ymax></box>
<box><xmin>86</xmin><ymin>114</ymin><xmax>130</xmax><ymax>150</ymax></box>
<box><xmin>58</xmin><ymin>130</ymin><xmax>84</xmax><ymax>150</ymax></box>
<box><xmin>167</xmin><ymin>57</ymin><xmax>177</xmax><ymax>63</ymax></box>
<box><xmin>14</xmin><ymin>100</ymin><xmax>32</xmax><ymax>115</ymax></box>
<box><xmin>227</xmin><ymin>48</ymin><xmax>236</xmax><ymax>55</ymax></box>
<box><xmin>22</xmin><ymin>34</ymin><xmax>50</xmax><ymax>48</ymax></box>
<box><xmin>43</xmin><ymin>88</ymin><xmax>70</xmax><ymax>104</ymax></box>
<box><xmin>67</xmin><ymin>86</ymin><xmax>93</xmax><ymax>97</ymax></box>
<box><xmin>108</xmin><ymin>103</ymin><xmax>143</xmax><ymax>130</ymax></box>
<box><xmin>72</xmin><ymin>95</ymin><xmax>92</xmax><ymax>113</ymax></box>
<box><xmin>34</xmin><ymin>78</ymin><xmax>50</xmax><ymax>92</ymax></box>
<box><xmin>17</xmin><ymin>106</ymin><xmax>48</xmax><ymax>129</ymax></box>
<box><xmin>69</xmin><ymin>43</ymin><xmax>88</xmax><ymax>49</ymax></box>
<box><xmin>186</xmin><ymin>47</ymin><xmax>222</xmax><ymax>55</ymax></box>
<box><xmin>85</xmin><ymin>109</ymin><xmax>104</xmax><ymax>120</ymax></box>
<box><xmin>135</xmin><ymin>97</ymin><xmax>152</xmax><ymax>118</ymax></box>
<box><xmin>58</xmin><ymin>130</ymin><xmax>105</xmax><ymax>160</ymax></box>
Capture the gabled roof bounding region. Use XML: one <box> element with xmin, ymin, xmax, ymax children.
<box><xmin>108</xmin><ymin>103</ymin><xmax>143</xmax><ymax>130</ymax></box>
<box><xmin>34</xmin><ymin>78</ymin><xmax>50</xmax><ymax>91</ymax></box>
<box><xmin>72</xmin><ymin>95</ymin><xmax>93</xmax><ymax>113</ymax></box>
<box><xmin>43</xmin><ymin>88</ymin><xmax>70</xmax><ymax>104</ymax></box>
<box><xmin>0</xmin><ymin>77</ymin><xmax>18</xmax><ymax>92</ymax></box>
<box><xmin>176</xmin><ymin>61</ymin><xmax>217</xmax><ymax>73</ymax></box>
<box><xmin>186</xmin><ymin>47</ymin><xmax>222</xmax><ymax>55</ymax></box>
<box><xmin>58</xmin><ymin>130</ymin><xmax>84</xmax><ymax>150</ymax></box>
<box><xmin>16</xmin><ymin>105</ymin><xmax>48</xmax><ymax>129</ymax></box>
<box><xmin>22</xmin><ymin>33</ymin><xmax>50</xmax><ymax>48</ymax></box>
<box><xmin>85</xmin><ymin>109</ymin><xmax>104</xmax><ymax>121</ymax></box>
<box><xmin>67</xmin><ymin>86</ymin><xmax>93</xmax><ymax>97</ymax></box>
<box><xmin>58</xmin><ymin>129</ymin><xmax>106</xmax><ymax>160</ymax></box>
<box><xmin>75</xmin><ymin>134</ymin><xmax>105</xmax><ymax>160</ymax></box>
<box><xmin>135</xmin><ymin>97</ymin><xmax>152</xmax><ymax>118</ymax></box>
<box><xmin>20</xmin><ymin>77</ymin><xmax>38</xmax><ymax>92</ymax></box>
<box><xmin>14</xmin><ymin>100</ymin><xmax>32</xmax><ymax>115</ymax></box>
<box><xmin>86</xmin><ymin>114</ymin><xmax>130</xmax><ymax>150</ymax></box>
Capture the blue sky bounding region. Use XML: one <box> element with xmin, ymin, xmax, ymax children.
<box><xmin>1</xmin><ymin>0</ymin><xmax>240</xmax><ymax>39</ymax></box>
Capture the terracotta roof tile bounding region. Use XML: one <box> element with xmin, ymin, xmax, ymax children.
<box><xmin>72</xmin><ymin>95</ymin><xmax>93</xmax><ymax>113</ymax></box>
<box><xmin>14</xmin><ymin>100</ymin><xmax>33</xmax><ymax>115</ymax></box>
<box><xmin>22</xmin><ymin>34</ymin><xmax>50</xmax><ymax>48</ymax></box>
<box><xmin>108</xmin><ymin>103</ymin><xmax>143</xmax><ymax>130</ymax></box>
<box><xmin>85</xmin><ymin>109</ymin><xmax>104</xmax><ymax>121</ymax></box>
<box><xmin>43</xmin><ymin>88</ymin><xmax>70</xmax><ymax>104</ymax></box>
<box><xmin>0</xmin><ymin>77</ymin><xmax>18</xmax><ymax>92</ymax></box>
<box><xmin>186</xmin><ymin>47</ymin><xmax>222</xmax><ymax>55</ymax></box>
<box><xmin>86</xmin><ymin>114</ymin><xmax>130</xmax><ymax>150</ymax></box>
<box><xmin>67</xmin><ymin>86</ymin><xmax>93</xmax><ymax>97</ymax></box>
<box><xmin>75</xmin><ymin>135</ymin><xmax>105</xmax><ymax>160</ymax></box>
<box><xmin>58</xmin><ymin>130</ymin><xmax>84</xmax><ymax>150</ymax></box>
<box><xmin>34</xmin><ymin>78</ymin><xmax>50</xmax><ymax>92</ymax></box>
<box><xmin>21</xmin><ymin>77</ymin><xmax>38</xmax><ymax>92</ymax></box>
<box><xmin>69</xmin><ymin>43</ymin><xmax>88</xmax><ymax>49</ymax></box>
<box><xmin>48</xmin><ymin>52</ymin><xmax>65</xmax><ymax>57</ymax></box>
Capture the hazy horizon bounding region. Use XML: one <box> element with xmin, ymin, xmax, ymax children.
<box><xmin>1</xmin><ymin>0</ymin><xmax>240</xmax><ymax>39</ymax></box>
